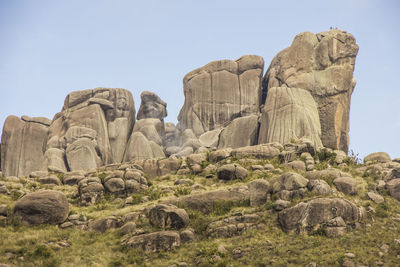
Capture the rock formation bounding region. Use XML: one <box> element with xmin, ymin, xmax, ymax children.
<box><xmin>178</xmin><ymin>55</ymin><xmax>264</xmax><ymax>136</ymax></box>
<box><xmin>137</xmin><ymin>91</ymin><xmax>167</xmax><ymax>120</ymax></box>
<box><xmin>1</xmin><ymin>115</ymin><xmax>51</xmax><ymax>177</ymax></box>
<box><xmin>0</xmin><ymin>29</ymin><xmax>359</xmax><ymax>178</ymax></box>
<box><xmin>43</xmin><ymin>88</ymin><xmax>135</xmax><ymax>172</ymax></box>
<box><xmin>262</xmin><ymin>29</ymin><xmax>358</xmax><ymax>152</ymax></box>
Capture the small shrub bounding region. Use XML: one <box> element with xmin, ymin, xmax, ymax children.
<box><xmin>316</xmin><ymin>149</ymin><xmax>336</xmax><ymax>164</ymax></box>
<box><xmin>174</xmin><ymin>186</ymin><xmax>191</xmax><ymax>197</ymax></box>
<box><xmin>312</xmin><ymin>227</ymin><xmax>326</xmax><ymax>236</ymax></box>
<box><xmin>376</xmin><ymin>202</ymin><xmax>390</xmax><ymax>218</ymax></box>
<box><xmin>56</xmin><ymin>173</ymin><xmax>65</xmax><ymax>181</ymax></box>
<box><xmin>343</xmin><ymin>149</ymin><xmax>362</xmax><ymax>166</ymax></box>
<box><xmin>189</xmin><ymin>210</ymin><xmax>212</xmax><ymax>234</ymax></box>
<box><xmin>98</xmin><ymin>172</ymin><xmax>107</xmax><ymax>183</ymax></box>
<box><xmin>200</xmin><ymin>160</ymin><xmax>210</xmax><ymax>169</ymax></box>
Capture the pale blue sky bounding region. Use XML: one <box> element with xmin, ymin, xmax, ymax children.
<box><xmin>0</xmin><ymin>0</ymin><xmax>399</xmax><ymax>158</ymax></box>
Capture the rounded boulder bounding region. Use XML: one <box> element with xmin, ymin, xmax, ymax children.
<box><xmin>13</xmin><ymin>190</ymin><xmax>69</xmax><ymax>225</ymax></box>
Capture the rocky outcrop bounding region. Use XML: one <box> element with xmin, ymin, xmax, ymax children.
<box><xmin>258</xmin><ymin>87</ymin><xmax>323</xmax><ymax>149</ymax></box>
<box><xmin>1</xmin><ymin>115</ymin><xmax>50</xmax><ymax>177</ymax></box>
<box><xmin>263</xmin><ymin>29</ymin><xmax>358</xmax><ymax>152</ymax></box>
<box><xmin>137</xmin><ymin>91</ymin><xmax>167</xmax><ymax>120</ymax></box>
<box><xmin>43</xmin><ymin>88</ymin><xmax>135</xmax><ymax>172</ymax></box>
<box><xmin>278</xmin><ymin>198</ymin><xmax>365</xmax><ymax>234</ymax></box>
<box><xmin>13</xmin><ymin>190</ymin><xmax>69</xmax><ymax>225</ymax></box>
<box><xmin>178</xmin><ymin>55</ymin><xmax>264</xmax><ymax>136</ymax></box>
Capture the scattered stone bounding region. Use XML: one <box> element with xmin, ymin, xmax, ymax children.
<box><xmin>367</xmin><ymin>191</ymin><xmax>384</xmax><ymax>203</ymax></box>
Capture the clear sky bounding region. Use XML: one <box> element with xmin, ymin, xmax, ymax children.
<box><xmin>0</xmin><ymin>0</ymin><xmax>399</xmax><ymax>159</ymax></box>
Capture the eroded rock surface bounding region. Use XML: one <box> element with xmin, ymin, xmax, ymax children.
<box><xmin>258</xmin><ymin>87</ymin><xmax>323</xmax><ymax>149</ymax></box>
<box><xmin>178</xmin><ymin>55</ymin><xmax>264</xmax><ymax>136</ymax></box>
<box><xmin>1</xmin><ymin>115</ymin><xmax>50</xmax><ymax>177</ymax></box>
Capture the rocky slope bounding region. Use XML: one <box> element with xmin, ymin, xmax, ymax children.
<box><xmin>0</xmin><ymin>29</ymin><xmax>398</xmax><ymax>267</ymax></box>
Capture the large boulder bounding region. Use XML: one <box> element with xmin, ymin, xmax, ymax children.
<box><xmin>13</xmin><ymin>190</ymin><xmax>69</xmax><ymax>225</ymax></box>
<box><xmin>1</xmin><ymin>115</ymin><xmax>50</xmax><ymax>177</ymax></box>
<box><xmin>263</xmin><ymin>29</ymin><xmax>358</xmax><ymax>152</ymax></box>
<box><xmin>218</xmin><ymin>115</ymin><xmax>259</xmax><ymax>149</ymax></box>
<box><xmin>278</xmin><ymin>198</ymin><xmax>365</xmax><ymax>234</ymax></box>
<box><xmin>148</xmin><ymin>204</ymin><xmax>189</xmax><ymax>229</ymax></box>
<box><xmin>137</xmin><ymin>91</ymin><xmax>167</xmax><ymax>120</ymax></box>
<box><xmin>217</xmin><ymin>164</ymin><xmax>248</xmax><ymax>180</ymax></box>
<box><xmin>364</xmin><ymin>152</ymin><xmax>391</xmax><ymax>163</ymax></box>
<box><xmin>248</xmin><ymin>179</ymin><xmax>270</xmax><ymax>206</ymax></box>
<box><xmin>258</xmin><ymin>87</ymin><xmax>323</xmax><ymax>149</ymax></box>
<box><xmin>178</xmin><ymin>55</ymin><xmax>264</xmax><ymax>136</ymax></box>
<box><xmin>333</xmin><ymin>176</ymin><xmax>357</xmax><ymax>195</ymax></box>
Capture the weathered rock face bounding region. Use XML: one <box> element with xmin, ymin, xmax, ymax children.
<box><xmin>258</xmin><ymin>87</ymin><xmax>323</xmax><ymax>149</ymax></box>
<box><xmin>1</xmin><ymin>115</ymin><xmax>50</xmax><ymax>177</ymax></box>
<box><xmin>43</xmin><ymin>88</ymin><xmax>135</xmax><ymax>172</ymax></box>
<box><xmin>263</xmin><ymin>29</ymin><xmax>358</xmax><ymax>152</ymax></box>
<box><xmin>137</xmin><ymin>91</ymin><xmax>167</xmax><ymax>120</ymax></box>
<box><xmin>218</xmin><ymin>115</ymin><xmax>259</xmax><ymax>149</ymax></box>
<box><xmin>178</xmin><ymin>55</ymin><xmax>264</xmax><ymax>136</ymax></box>
<box><xmin>13</xmin><ymin>190</ymin><xmax>69</xmax><ymax>225</ymax></box>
